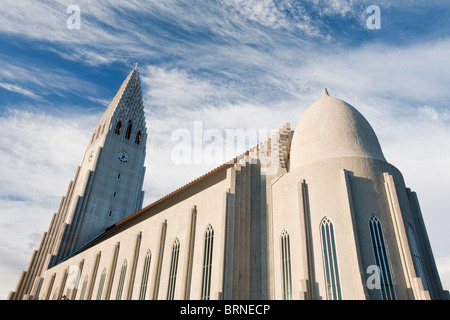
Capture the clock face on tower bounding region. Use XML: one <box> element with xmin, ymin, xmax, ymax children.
<box><xmin>118</xmin><ymin>150</ymin><xmax>129</xmax><ymax>163</ymax></box>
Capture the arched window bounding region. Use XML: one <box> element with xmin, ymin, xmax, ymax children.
<box><xmin>135</xmin><ymin>131</ymin><xmax>142</xmax><ymax>144</ymax></box>
<box><xmin>368</xmin><ymin>216</ymin><xmax>396</xmax><ymax>300</ymax></box>
<box><xmin>167</xmin><ymin>238</ymin><xmax>180</xmax><ymax>300</ymax></box>
<box><xmin>320</xmin><ymin>217</ymin><xmax>342</xmax><ymax>300</ymax></box>
<box><xmin>407</xmin><ymin>225</ymin><xmax>428</xmax><ymax>291</ymax></box>
<box><xmin>96</xmin><ymin>268</ymin><xmax>107</xmax><ymax>300</ymax></box>
<box><xmin>281</xmin><ymin>229</ymin><xmax>293</xmax><ymax>300</ymax></box>
<box><xmin>115</xmin><ymin>121</ymin><xmax>122</xmax><ymax>135</ymax></box>
<box><xmin>139</xmin><ymin>250</ymin><xmax>152</xmax><ymax>300</ymax></box>
<box><xmin>125</xmin><ymin>120</ymin><xmax>132</xmax><ymax>140</ymax></box>
<box><xmin>79</xmin><ymin>275</ymin><xmax>88</xmax><ymax>300</ymax></box>
<box><xmin>116</xmin><ymin>260</ymin><xmax>128</xmax><ymax>300</ymax></box>
<box><xmin>201</xmin><ymin>225</ymin><xmax>214</xmax><ymax>300</ymax></box>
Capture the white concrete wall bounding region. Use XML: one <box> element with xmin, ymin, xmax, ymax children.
<box><xmin>271</xmin><ymin>155</ymin><xmax>426</xmax><ymax>300</ymax></box>
<box><xmin>38</xmin><ymin>167</ymin><xmax>231</xmax><ymax>300</ymax></box>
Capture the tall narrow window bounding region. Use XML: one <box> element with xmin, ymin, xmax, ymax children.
<box><xmin>96</xmin><ymin>268</ymin><xmax>107</xmax><ymax>300</ymax></box>
<box><xmin>115</xmin><ymin>121</ymin><xmax>122</xmax><ymax>135</ymax></box>
<box><xmin>407</xmin><ymin>225</ymin><xmax>428</xmax><ymax>291</ymax></box>
<box><xmin>125</xmin><ymin>120</ymin><xmax>132</xmax><ymax>140</ymax></box>
<box><xmin>167</xmin><ymin>238</ymin><xmax>180</xmax><ymax>300</ymax></box>
<box><xmin>135</xmin><ymin>131</ymin><xmax>141</xmax><ymax>144</ymax></box>
<box><xmin>320</xmin><ymin>217</ymin><xmax>342</xmax><ymax>300</ymax></box>
<box><xmin>281</xmin><ymin>229</ymin><xmax>293</xmax><ymax>300</ymax></box>
<box><xmin>139</xmin><ymin>250</ymin><xmax>152</xmax><ymax>300</ymax></box>
<box><xmin>368</xmin><ymin>216</ymin><xmax>397</xmax><ymax>300</ymax></box>
<box><xmin>116</xmin><ymin>260</ymin><xmax>127</xmax><ymax>300</ymax></box>
<box><xmin>201</xmin><ymin>225</ymin><xmax>214</xmax><ymax>300</ymax></box>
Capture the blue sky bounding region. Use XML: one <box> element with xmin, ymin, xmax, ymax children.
<box><xmin>1</xmin><ymin>0</ymin><xmax>449</xmax><ymax>299</ymax></box>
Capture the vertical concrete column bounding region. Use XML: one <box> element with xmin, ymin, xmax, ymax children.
<box><xmin>183</xmin><ymin>206</ymin><xmax>197</xmax><ymax>299</ymax></box>
<box><xmin>340</xmin><ymin>169</ymin><xmax>369</xmax><ymax>299</ymax></box>
<box><xmin>126</xmin><ymin>232</ymin><xmax>142</xmax><ymax>299</ymax></box>
<box><xmin>152</xmin><ymin>219</ymin><xmax>167</xmax><ymax>300</ymax></box>
<box><xmin>86</xmin><ymin>252</ymin><xmax>101</xmax><ymax>300</ymax></box>
<box><xmin>407</xmin><ymin>189</ymin><xmax>446</xmax><ymax>299</ymax></box>
<box><xmin>384</xmin><ymin>173</ymin><xmax>427</xmax><ymax>300</ymax></box>
<box><xmin>222</xmin><ymin>188</ymin><xmax>235</xmax><ymax>299</ymax></box>
<box><xmin>104</xmin><ymin>242</ymin><xmax>120</xmax><ymax>300</ymax></box>
<box><xmin>231</xmin><ymin>168</ymin><xmax>241</xmax><ymax>299</ymax></box>
<box><xmin>297</xmin><ymin>179</ymin><xmax>314</xmax><ymax>299</ymax></box>
<box><xmin>44</xmin><ymin>273</ymin><xmax>56</xmax><ymax>300</ymax></box>
<box><xmin>69</xmin><ymin>259</ymin><xmax>84</xmax><ymax>300</ymax></box>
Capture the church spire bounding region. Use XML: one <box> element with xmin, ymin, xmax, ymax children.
<box><xmin>89</xmin><ymin>66</ymin><xmax>146</xmax><ymax>147</ymax></box>
<box><xmin>9</xmin><ymin>68</ymin><xmax>148</xmax><ymax>300</ymax></box>
<box><xmin>102</xmin><ymin>67</ymin><xmax>142</xmax><ymax>118</ymax></box>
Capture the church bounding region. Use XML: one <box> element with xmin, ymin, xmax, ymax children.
<box><xmin>8</xmin><ymin>67</ymin><xmax>448</xmax><ymax>300</ymax></box>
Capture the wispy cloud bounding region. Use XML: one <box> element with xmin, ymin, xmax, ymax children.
<box><xmin>0</xmin><ymin>82</ymin><xmax>41</xmax><ymax>100</ymax></box>
<box><xmin>0</xmin><ymin>55</ymin><xmax>111</xmax><ymax>107</ymax></box>
<box><xmin>0</xmin><ymin>107</ymin><xmax>101</xmax><ymax>298</ymax></box>
<box><xmin>0</xmin><ymin>108</ymin><xmax>98</xmax><ymax>201</ymax></box>
<box><xmin>295</xmin><ymin>40</ymin><xmax>450</xmax><ymax>104</ymax></box>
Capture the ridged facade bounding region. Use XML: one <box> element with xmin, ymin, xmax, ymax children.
<box><xmin>9</xmin><ymin>82</ymin><xmax>449</xmax><ymax>300</ymax></box>
<box><xmin>8</xmin><ymin>68</ymin><xmax>147</xmax><ymax>300</ymax></box>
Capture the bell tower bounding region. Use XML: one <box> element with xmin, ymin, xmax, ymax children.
<box><xmin>9</xmin><ymin>66</ymin><xmax>147</xmax><ymax>300</ymax></box>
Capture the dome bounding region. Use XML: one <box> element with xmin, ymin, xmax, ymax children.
<box><xmin>289</xmin><ymin>89</ymin><xmax>386</xmax><ymax>170</ymax></box>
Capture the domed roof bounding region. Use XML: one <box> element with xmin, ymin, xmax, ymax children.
<box><xmin>289</xmin><ymin>89</ymin><xmax>386</xmax><ymax>170</ymax></box>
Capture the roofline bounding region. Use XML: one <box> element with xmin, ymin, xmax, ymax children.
<box><xmin>114</xmin><ymin>159</ymin><xmax>236</xmax><ymax>228</ymax></box>
<box><xmin>62</xmin><ymin>158</ymin><xmax>237</xmax><ymax>257</ymax></box>
<box><xmin>60</xmin><ymin>123</ymin><xmax>291</xmax><ymax>258</ymax></box>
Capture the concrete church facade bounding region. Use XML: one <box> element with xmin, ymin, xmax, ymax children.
<box><xmin>9</xmin><ymin>67</ymin><xmax>448</xmax><ymax>300</ymax></box>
